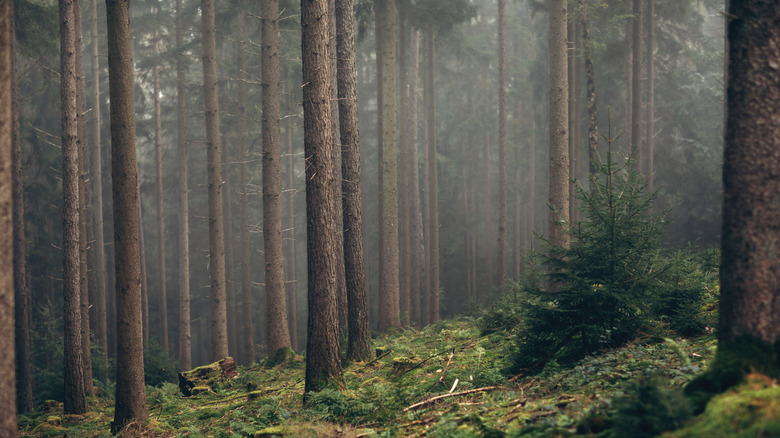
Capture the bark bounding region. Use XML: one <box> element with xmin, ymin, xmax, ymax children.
<box><xmin>286</xmin><ymin>106</ymin><xmax>299</xmax><ymax>351</ymax></box>
<box><xmin>0</xmin><ymin>0</ymin><xmax>18</xmax><ymax>432</ymax></box>
<box><xmin>10</xmin><ymin>3</ymin><xmax>32</xmax><ymax>414</ymax></box>
<box><xmin>579</xmin><ymin>0</ymin><xmax>599</xmax><ymax>194</ymax></box>
<box><xmin>201</xmin><ymin>0</ymin><xmax>229</xmax><ymax>361</ymax></box>
<box><xmin>75</xmin><ymin>0</ymin><xmax>94</xmax><ymax>395</ymax></box>
<box><xmin>61</xmin><ymin>0</ymin><xmax>88</xmax><ymax>415</ymax></box>
<box><xmin>302</xmin><ymin>0</ymin><xmax>343</xmax><ymax>396</ymax></box>
<box><xmin>720</xmin><ymin>0</ymin><xmax>780</xmax><ymax>345</ymax></box>
<box><xmin>337</xmin><ymin>0</ymin><xmax>373</xmax><ymax>361</ymax></box>
<box><xmin>496</xmin><ymin>0</ymin><xmax>507</xmax><ymax>285</ymax></box>
<box><xmin>645</xmin><ymin>0</ymin><xmax>654</xmax><ymax>193</ymax></box>
<box><xmin>153</xmin><ymin>37</ymin><xmax>169</xmax><ymax>353</ymax></box>
<box><xmin>407</xmin><ymin>29</ymin><xmax>422</xmax><ymax>327</ymax></box>
<box><xmin>263</xmin><ymin>0</ymin><xmax>292</xmax><ymax>357</ymax></box>
<box><xmin>377</xmin><ymin>0</ymin><xmax>401</xmax><ymax>331</ymax></box>
<box><xmin>547</xmin><ymin>0</ymin><xmax>570</xmax><ymax>250</ymax></box>
<box><xmin>138</xmin><ymin>176</ymin><xmax>149</xmax><ymax>346</ymax></box>
<box><xmin>175</xmin><ymin>0</ymin><xmax>192</xmax><ymax>372</ymax></box>
<box><xmin>424</xmin><ymin>25</ymin><xmax>439</xmax><ymax>322</ymax></box>
<box><xmin>106</xmin><ymin>0</ymin><xmax>148</xmax><ymax>429</ymax></box>
<box><xmin>223</xmin><ymin>139</ymin><xmax>237</xmax><ymax>358</ymax></box>
<box><xmin>567</xmin><ymin>18</ymin><xmax>577</xmax><ymax>223</ymax></box>
<box><xmin>631</xmin><ymin>0</ymin><xmax>643</xmax><ymax>171</ymax></box>
<box><xmin>89</xmin><ymin>0</ymin><xmax>108</xmax><ymax>368</ymax></box>
<box><xmin>237</xmin><ymin>1</ymin><xmax>254</xmax><ymax>365</ymax></box>
<box><xmin>398</xmin><ymin>7</ymin><xmax>411</xmax><ymax>325</ymax></box>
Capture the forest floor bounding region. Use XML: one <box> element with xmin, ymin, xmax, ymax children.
<box><xmin>18</xmin><ymin>315</ymin><xmax>780</xmax><ymax>437</ymax></box>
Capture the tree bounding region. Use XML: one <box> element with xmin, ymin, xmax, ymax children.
<box><xmin>201</xmin><ymin>0</ymin><xmax>229</xmax><ymax>361</ymax></box>
<box><xmin>11</xmin><ymin>0</ymin><xmax>33</xmax><ymax>414</ymax></box>
<box><xmin>376</xmin><ymin>0</ymin><xmax>401</xmax><ymax>331</ymax></box>
<box><xmin>579</xmin><ymin>0</ymin><xmax>599</xmax><ymax>194</ymax></box>
<box><xmin>336</xmin><ymin>0</ymin><xmax>372</xmax><ymax>361</ymax></box>
<box><xmin>407</xmin><ymin>28</ymin><xmax>423</xmax><ymax>326</ymax></box>
<box><xmin>263</xmin><ymin>0</ymin><xmax>292</xmax><ymax>357</ymax></box>
<box><xmin>717</xmin><ymin>0</ymin><xmax>780</xmax><ymax>381</ymax></box>
<box><xmin>60</xmin><ymin>0</ymin><xmax>88</xmax><ymax>415</ymax></box>
<box><xmin>236</xmin><ymin>0</ymin><xmax>254</xmax><ymax>366</ymax></box>
<box><xmin>423</xmin><ymin>24</ymin><xmax>439</xmax><ymax>323</ymax></box>
<box><xmin>645</xmin><ymin>0</ymin><xmax>654</xmax><ymax>192</ymax></box>
<box><xmin>302</xmin><ymin>0</ymin><xmax>343</xmax><ymax>396</ymax></box>
<box><xmin>496</xmin><ymin>0</ymin><xmax>507</xmax><ymax>285</ymax></box>
<box><xmin>548</xmin><ymin>0</ymin><xmax>570</xmax><ymax>250</ymax></box>
<box><xmin>153</xmin><ymin>34</ymin><xmax>168</xmax><ymax>353</ymax></box>
<box><xmin>175</xmin><ymin>0</ymin><xmax>191</xmax><ymax>371</ymax></box>
<box><xmin>631</xmin><ymin>0</ymin><xmax>643</xmax><ymax>171</ymax></box>
<box><xmin>0</xmin><ymin>0</ymin><xmax>17</xmax><ymax>433</ymax></box>
<box><xmin>106</xmin><ymin>0</ymin><xmax>147</xmax><ymax>430</ymax></box>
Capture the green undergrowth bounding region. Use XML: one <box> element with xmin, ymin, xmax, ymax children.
<box><xmin>23</xmin><ymin>316</ymin><xmax>766</xmax><ymax>437</ymax></box>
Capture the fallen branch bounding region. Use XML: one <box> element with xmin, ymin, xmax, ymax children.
<box><xmin>403</xmin><ymin>386</ymin><xmax>500</xmax><ymax>412</ymax></box>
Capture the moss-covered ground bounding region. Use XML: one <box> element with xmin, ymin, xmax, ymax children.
<box><xmin>18</xmin><ymin>317</ymin><xmax>779</xmax><ymax>437</ymax></box>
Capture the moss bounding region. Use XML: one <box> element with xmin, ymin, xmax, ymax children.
<box><xmin>265</xmin><ymin>347</ymin><xmax>297</xmax><ymax>368</ymax></box>
<box><xmin>32</xmin><ymin>417</ymin><xmax>67</xmax><ymax>437</ymax></box>
<box><xmin>685</xmin><ymin>335</ymin><xmax>780</xmax><ymax>412</ymax></box>
<box><xmin>254</xmin><ymin>425</ymin><xmax>320</xmax><ymax>437</ymax></box>
<box><xmin>671</xmin><ymin>374</ymin><xmax>780</xmax><ymax>437</ymax></box>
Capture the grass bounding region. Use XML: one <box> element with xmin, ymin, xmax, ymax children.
<box><xmin>19</xmin><ymin>316</ymin><xmax>775</xmax><ymax>437</ymax></box>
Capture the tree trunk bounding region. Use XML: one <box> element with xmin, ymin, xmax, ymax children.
<box><xmin>337</xmin><ymin>0</ymin><xmax>373</xmax><ymax>361</ymax></box>
<box><xmin>631</xmin><ymin>0</ymin><xmax>643</xmax><ymax>170</ymax></box>
<box><xmin>222</xmin><ymin>129</ymin><xmax>238</xmax><ymax>359</ymax></box>
<box><xmin>302</xmin><ymin>0</ymin><xmax>344</xmax><ymax>396</ymax></box>
<box><xmin>579</xmin><ymin>0</ymin><xmax>599</xmax><ymax>195</ymax></box>
<box><xmin>89</xmin><ymin>0</ymin><xmax>108</xmax><ymax>369</ymax></box>
<box><xmin>398</xmin><ymin>7</ymin><xmax>411</xmax><ymax>326</ymax></box>
<box><xmin>424</xmin><ymin>24</ymin><xmax>439</xmax><ymax>322</ymax></box>
<box><xmin>720</xmin><ymin>0</ymin><xmax>780</xmax><ymax>349</ymax></box>
<box><xmin>407</xmin><ymin>29</ymin><xmax>422</xmax><ymax>327</ymax></box>
<box><xmin>376</xmin><ymin>0</ymin><xmax>401</xmax><ymax>331</ymax></box>
<box><xmin>175</xmin><ymin>0</ymin><xmax>192</xmax><ymax>372</ymax></box>
<box><xmin>10</xmin><ymin>2</ymin><xmax>32</xmax><ymax>414</ymax></box>
<box><xmin>496</xmin><ymin>0</ymin><xmax>507</xmax><ymax>286</ymax></box>
<box><xmin>138</xmin><ymin>171</ymin><xmax>149</xmax><ymax>346</ymax></box>
<box><xmin>201</xmin><ymin>0</ymin><xmax>229</xmax><ymax>361</ymax></box>
<box><xmin>60</xmin><ymin>0</ymin><xmax>88</xmax><ymax>415</ymax></box>
<box><xmin>547</xmin><ymin>0</ymin><xmax>570</xmax><ymax>250</ymax></box>
<box><xmin>567</xmin><ymin>18</ymin><xmax>577</xmax><ymax>223</ymax></box>
<box><xmin>645</xmin><ymin>0</ymin><xmax>654</xmax><ymax>193</ymax></box>
<box><xmin>1</xmin><ymin>1</ymin><xmax>18</xmax><ymax>432</ymax></box>
<box><xmin>286</xmin><ymin>104</ymin><xmax>299</xmax><ymax>351</ymax></box>
<box><xmin>106</xmin><ymin>0</ymin><xmax>148</xmax><ymax>429</ymax></box>
<box><xmin>236</xmin><ymin>0</ymin><xmax>254</xmax><ymax>365</ymax></box>
<box><xmin>263</xmin><ymin>0</ymin><xmax>292</xmax><ymax>357</ymax></box>
<box><xmin>153</xmin><ymin>36</ymin><xmax>168</xmax><ymax>353</ymax></box>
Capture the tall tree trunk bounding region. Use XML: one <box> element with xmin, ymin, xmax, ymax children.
<box><xmin>61</xmin><ymin>0</ymin><xmax>88</xmax><ymax>415</ymax></box>
<box><xmin>398</xmin><ymin>7</ymin><xmax>411</xmax><ymax>326</ymax></box>
<box><xmin>337</xmin><ymin>0</ymin><xmax>373</xmax><ymax>361</ymax></box>
<box><xmin>547</xmin><ymin>0</ymin><xmax>570</xmax><ymax>250</ymax></box>
<box><xmin>236</xmin><ymin>0</ymin><xmax>254</xmax><ymax>365</ymax></box>
<box><xmin>631</xmin><ymin>0</ymin><xmax>643</xmax><ymax>170</ymax></box>
<box><xmin>223</xmin><ymin>132</ymin><xmax>238</xmax><ymax>358</ymax></box>
<box><xmin>424</xmin><ymin>24</ymin><xmax>439</xmax><ymax>322</ymax></box>
<box><xmin>645</xmin><ymin>0</ymin><xmax>654</xmax><ymax>192</ymax></box>
<box><xmin>719</xmin><ymin>0</ymin><xmax>780</xmax><ymax>375</ymax></box>
<box><xmin>286</xmin><ymin>105</ymin><xmax>299</xmax><ymax>351</ymax></box>
<box><xmin>567</xmin><ymin>18</ymin><xmax>578</xmax><ymax>223</ymax></box>
<box><xmin>106</xmin><ymin>0</ymin><xmax>148</xmax><ymax>429</ymax></box>
<box><xmin>11</xmin><ymin>3</ymin><xmax>32</xmax><ymax>413</ymax></box>
<box><xmin>496</xmin><ymin>0</ymin><xmax>507</xmax><ymax>286</ymax></box>
<box><xmin>2</xmin><ymin>0</ymin><xmax>19</xmax><ymax>431</ymax></box>
<box><xmin>75</xmin><ymin>0</ymin><xmax>94</xmax><ymax>395</ymax></box>
<box><xmin>201</xmin><ymin>0</ymin><xmax>229</xmax><ymax>361</ymax></box>
<box><xmin>302</xmin><ymin>0</ymin><xmax>344</xmax><ymax>396</ymax></box>
<box><xmin>377</xmin><ymin>0</ymin><xmax>401</xmax><ymax>331</ymax></box>
<box><xmin>153</xmin><ymin>37</ymin><xmax>168</xmax><ymax>353</ymax></box>
<box><xmin>175</xmin><ymin>0</ymin><xmax>191</xmax><ymax>371</ymax></box>
<box><xmin>89</xmin><ymin>0</ymin><xmax>108</xmax><ymax>369</ymax></box>
<box><xmin>580</xmin><ymin>0</ymin><xmax>599</xmax><ymax>195</ymax></box>
<box><xmin>407</xmin><ymin>29</ymin><xmax>422</xmax><ymax>327</ymax></box>
<box><xmin>263</xmin><ymin>0</ymin><xmax>292</xmax><ymax>357</ymax></box>
<box><xmin>138</xmin><ymin>174</ymin><xmax>149</xmax><ymax>346</ymax></box>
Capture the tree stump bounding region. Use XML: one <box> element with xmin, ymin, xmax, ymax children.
<box><xmin>178</xmin><ymin>357</ymin><xmax>238</xmax><ymax>397</ymax></box>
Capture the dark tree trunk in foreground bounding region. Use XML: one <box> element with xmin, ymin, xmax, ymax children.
<box><xmin>720</xmin><ymin>0</ymin><xmax>780</xmax><ymax>352</ymax></box>
<box><xmin>201</xmin><ymin>0</ymin><xmax>229</xmax><ymax>361</ymax></box>
<box><xmin>337</xmin><ymin>0</ymin><xmax>373</xmax><ymax>361</ymax></box>
<box><xmin>263</xmin><ymin>0</ymin><xmax>292</xmax><ymax>357</ymax></box>
<box><xmin>302</xmin><ymin>0</ymin><xmax>343</xmax><ymax>397</ymax></box>
<box><xmin>1</xmin><ymin>0</ymin><xmax>18</xmax><ymax>433</ymax></box>
<box><xmin>106</xmin><ymin>0</ymin><xmax>148</xmax><ymax>430</ymax></box>
<box><xmin>61</xmin><ymin>0</ymin><xmax>88</xmax><ymax>415</ymax></box>
<box><xmin>547</xmin><ymin>0</ymin><xmax>570</xmax><ymax>250</ymax></box>
<box><xmin>11</xmin><ymin>2</ymin><xmax>32</xmax><ymax>414</ymax></box>
<box><xmin>175</xmin><ymin>0</ymin><xmax>192</xmax><ymax>371</ymax></box>
<box><xmin>496</xmin><ymin>0</ymin><xmax>507</xmax><ymax>286</ymax></box>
